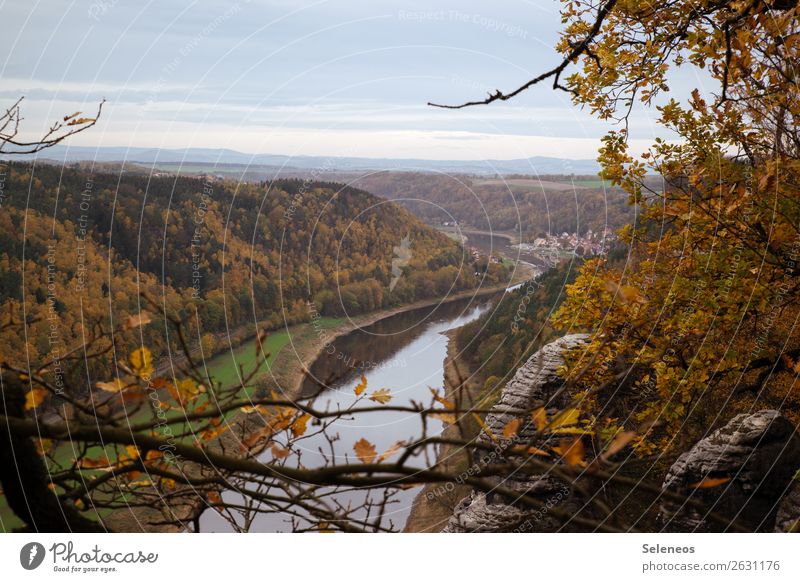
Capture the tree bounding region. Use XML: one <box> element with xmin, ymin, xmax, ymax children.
<box><xmin>433</xmin><ymin>0</ymin><xmax>800</xmax><ymax>450</ymax></box>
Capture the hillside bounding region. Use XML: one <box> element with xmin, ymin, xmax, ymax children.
<box><xmin>348</xmin><ymin>171</ymin><xmax>636</xmax><ymax>238</ymax></box>
<box><xmin>0</xmin><ymin>163</ymin><xmax>508</xmax><ymax>379</ymax></box>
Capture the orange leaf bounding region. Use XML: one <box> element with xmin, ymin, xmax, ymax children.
<box><xmin>552</xmin><ymin>437</ymin><xmax>585</xmax><ymax>467</ymax></box>
<box><xmin>24</xmin><ymin>387</ymin><xmax>48</xmax><ymax>410</ymax></box>
<box><xmin>429</xmin><ymin>387</ymin><xmax>455</xmax><ymax>409</ymax></box>
<box><xmin>430</xmin><ymin>411</ymin><xmax>456</xmax><ymax>425</ymax></box>
<box><xmin>502</xmin><ymin>418</ymin><xmax>521</xmax><ymax>439</ymax></box>
<box><xmin>354</xmin><ymin>375</ymin><xmax>367</xmax><ymax>396</ymax></box>
<box><xmin>291</xmin><ymin>413</ymin><xmax>311</xmax><ymax>437</ymax></box>
<box><xmin>353</xmin><ymin>438</ymin><xmax>377</xmax><ymax>464</ymax></box>
<box><xmin>690</xmin><ymin>476</ymin><xmax>731</xmax><ymax>489</ymax></box>
<box><xmin>270</xmin><ymin>444</ymin><xmax>290</xmax><ymax>459</ymax></box>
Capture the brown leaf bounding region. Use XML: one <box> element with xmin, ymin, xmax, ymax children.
<box><xmin>353</xmin><ymin>438</ymin><xmax>377</xmax><ymax>464</ymax></box>
<box><xmin>270</xmin><ymin>444</ymin><xmax>290</xmax><ymax>459</ymax></box>
<box><xmin>96</xmin><ymin>378</ymin><xmax>126</xmax><ymax>393</ymax></box>
<box><xmin>369</xmin><ymin>388</ymin><xmax>393</xmax><ymax>404</ymax></box>
<box><xmin>66</xmin><ymin>117</ymin><xmax>95</xmax><ymax>126</ymax></box>
<box><xmin>256</xmin><ymin>330</ymin><xmax>270</xmax><ymax>360</ymax></box>
<box><xmin>379</xmin><ymin>441</ymin><xmax>405</xmax><ymax>462</ymax></box>
<box><xmin>601</xmin><ymin>431</ymin><xmax>637</xmax><ymax>461</ymax></box>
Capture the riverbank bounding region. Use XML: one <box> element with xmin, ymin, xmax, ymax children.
<box><xmin>104</xmin><ymin>265</ymin><xmax>535</xmax><ymax>531</ymax></box>
<box><xmin>403</xmin><ymin>327</ymin><xmax>488</xmax><ymax>532</ymax></box>
<box><xmin>271</xmin><ymin>280</ymin><xmax>529</xmax><ymax>402</ymax></box>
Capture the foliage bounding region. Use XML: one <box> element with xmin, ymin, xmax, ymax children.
<box><xmin>548</xmin><ymin>0</ymin><xmax>800</xmax><ymax>451</ymax></box>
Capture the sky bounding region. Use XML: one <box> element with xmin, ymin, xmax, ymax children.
<box><xmin>0</xmin><ymin>0</ymin><xmax>711</xmax><ymax>161</ymax></box>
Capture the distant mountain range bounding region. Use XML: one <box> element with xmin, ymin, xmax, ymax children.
<box><xmin>4</xmin><ymin>145</ymin><xmax>601</xmax><ymax>176</ymax></box>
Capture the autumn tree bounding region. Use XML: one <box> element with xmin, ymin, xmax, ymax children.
<box><xmin>435</xmin><ymin>0</ymin><xmax>800</xmax><ymax>450</ymax></box>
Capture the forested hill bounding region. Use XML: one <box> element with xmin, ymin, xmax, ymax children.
<box><xmin>0</xmin><ymin>162</ymin><xmax>507</xmax><ymax>373</ymax></box>
<box><xmin>349</xmin><ymin>171</ymin><xmax>635</xmax><ymax>237</ymax></box>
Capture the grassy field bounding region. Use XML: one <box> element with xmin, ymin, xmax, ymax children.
<box><xmin>570</xmin><ymin>178</ymin><xmax>613</xmax><ymax>188</ymax></box>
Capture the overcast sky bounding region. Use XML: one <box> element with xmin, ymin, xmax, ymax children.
<box><xmin>1</xmin><ymin>0</ymin><xmax>711</xmax><ymax>160</ymax></box>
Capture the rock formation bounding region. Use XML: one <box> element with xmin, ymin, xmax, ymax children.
<box><xmin>660</xmin><ymin>409</ymin><xmax>800</xmax><ymax>532</ymax></box>
<box><xmin>443</xmin><ymin>333</ymin><xmax>589</xmax><ymax>533</ymax></box>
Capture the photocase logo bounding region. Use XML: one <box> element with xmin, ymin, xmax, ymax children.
<box><xmin>20</xmin><ymin>542</ymin><xmax>46</xmax><ymax>570</ymax></box>
<box><xmin>389</xmin><ymin>234</ymin><xmax>412</xmax><ymax>292</ymax></box>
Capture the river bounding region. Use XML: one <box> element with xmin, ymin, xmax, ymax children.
<box><xmin>199</xmin><ymin>293</ymin><xmax>497</xmax><ymax>532</ymax></box>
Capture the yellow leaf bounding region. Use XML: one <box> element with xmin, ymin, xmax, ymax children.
<box><xmin>291</xmin><ymin>413</ymin><xmax>311</xmax><ymax>437</ymax></box>
<box><xmin>124</xmin><ymin>312</ymin><xmax>152</xmax><ymax>329</ymax></box>
<box><xmin>353</xmin><ymin>438</ymin><xmax>377</xmax><ymax>464</ymax></box>
<box><xmin>369</xmin><ymin>388</ymin><xmax>392</xmax><ymax>404</ymax></box>
<box><xmin>473</xmin><ymin>412</ymin><xmax>498</xmax><ymax>442</ymax></box>
<box><xmin>24</xmin><ymin>388</ymin><xmax>47</xmax><ymax>410</ymax></box>
<box><xmin>130</xmin><ymin>347</ymin><xmax>153</xmax><ymax>379</ymax></box>
<box><xmin>175</xmin><ymin>377</ymin><xmax>201</xmax><ymax>401</ymax></box>
<box><xmin>502</xmin><ymin>418</ymin><xmax>521</xmax><ymax>439</ymax></box>
<box><xmin>690</xmin><ymin>476</ymin><xmax>731</xmax><ymax>489</ymax></box>
<box><xmin>96</xmin><ymin>378</ymin><xmax>126</xmax><ymax>393</ymax></box>
<box><xmin>354</xmin><ymin>375</ymin><xmax>367</xmax><ymax>396</ymax></box>
<box><xmin>551</xmin><ymin>408</ymin><xmax>581</xmax><ymax>433</ymax></box>
<box><xmin>125</xmin><ymin>445</ymin><xmax>140</xmax><ymax>460</ymax></box>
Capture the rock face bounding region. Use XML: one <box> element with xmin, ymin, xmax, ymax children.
<box><xmin>660</xmin><ymin>410</ymin><xmax>800</xmax><ymax>532</ymax></box>
<box><xmin>443</xmin><ymin>334</ymin><xmax>588</xmax><ymax>533</ymax></box>
<box><xmin>774</xmin><ymin>480</ymin><xmax>800</xmax><ymax>533</ymax></box>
